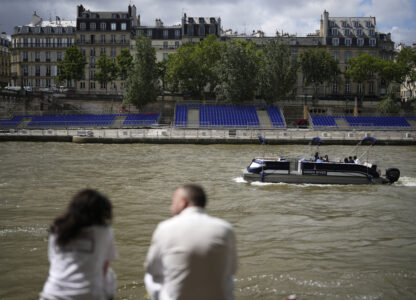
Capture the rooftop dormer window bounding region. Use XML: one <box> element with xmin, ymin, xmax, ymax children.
<box><xmin>188</xmin><ymin>17</ymin><xmax>194</xmax><ymax>23</ymax></box>
<box><xmin>353</xmin><ymin>21</ymin><xmax>359</xmax><ymax>28</ymax></box>
<box><xmin>330</xmin><ymin>21</ymin><xmax>335</xmax><ymax>27</ymax></box>
<box><xmin>199</xmin><ymin>18</ymin><xmax>205</xmax><ymax>24</ymax></box>
<box><xmin>366</xmin><ymin>21</ymin><xmax>371</xmax><ymax>27</ymax></box>
<box><xmin>342</xmin><ymin>21</ymin><xmax>347</xmax><ymax>27</ymax></box>
<box><xmin>45</xmin><ymin>27</ymin><xmax>52</xmax><ymax>34</ymax></box>
<box><xmin>81</xmin><ymin>13</ymin><xmax>89</xmax><ymax>18</ymax></box>
<box><xmin>210</xmin><ymin>18</ymin><xmax>216</xmax><ymax>24</ymax></box>
<box><xmin>112</xmin><ymin>14</ymin><xmax>119</xmax><ymax>19</ymax></box>
<box><xmin>34</xmin><ymin>27</ymin><xmax>41</xmax><ymax>34</ymax></box>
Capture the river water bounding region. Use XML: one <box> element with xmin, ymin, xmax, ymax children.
<box><xmin>0</xmin><ymin>142</ymin><xmax>415</xmax><ymax>300</ymax></box>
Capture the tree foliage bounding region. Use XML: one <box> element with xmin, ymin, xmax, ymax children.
<box><xmin>377</xmin><ymin>83</ymin><xmax>401</xmax><ymax>114</ymax></box>
<box><xmin>94</xmin><ymin>54</ymin><xmax>118</xmax><ymax>93</ymax></box>
<box><xmin>165</xmin><ymin>35</ymin><xmax>222</xmax><ymax>98</ymax></box>
<box><xmin>116</xmin><ymin>49</ymin><xmax>133</xmax><ymax>80</ymax></box>
<box><xmin>124</xmin><ymin>36</ymin><xmax>159</xmax><ymax>109</ymax></box>
<box><xmin>57</xmin><ymin>45</ymin><xmax>87</xmax><ymax>87</ymax></box>
<box><xmin>214</xmin><ymin>40</ymin><xmax>259</xmax><ymax>103</ymax></box>
<box><xmin>258</xmin><ymin>39</ymin><xmax>298</xmax><ymax>103</ymax></box>
<box><xmin>345</xmin><ymin>53</ymin><xmax>378</xmax><ymax>87</ymax></box>
<box><xmin>299</xmin><ymin>48</ymin><xmax>340</xmax><ymax>99</ymax></box>
<box><xmin>396</xmin><ymin>46</ymin><xmax>416</xmax><ymax>99</ymax></box>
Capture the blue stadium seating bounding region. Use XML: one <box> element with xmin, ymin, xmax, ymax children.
<box><xmin>174</xmin><ymin>104</ymin><xmax>285</xmax><ymax>128</ymax></box>
<box><xmin>27</xmin><ymin>114</ymin><xmax>117</xmax><ymax>127</ymax></box>
<box><xmin>311</xmin><ymin>115</ymin><xmax>411</xmax><ymax>128</ymax></box>
<box><xmin>174</xmin><ymin>105</ymin><xmax>190</xmax><ymax>127</ymax></box>
<box><xmin>311</xmin><ymin>116</ymin><xmax>337</xmax><ymax>127</ymax></box>
<box><xmin>0</xmin><ymin>116</ymin><xmax>25</xmax><ymax>127</ymax></box>
<box><xmin>199</xmin><ymin>105</ymin><xmax>260</xmax><ymax>127</ymax></box>
<box><xmin>266</xmin><ymin>106</ymin><xmax>285</xmax><ymax>127</ymax></box>
<box><xmin>345</xmin><ymin>116</ymin><xmax>410</xmax><ymax>127</ymax></box>
<box><xmin>123</xmin><ymin>113</ymin><xmax>160</xmax><ymax>126</ymax></box>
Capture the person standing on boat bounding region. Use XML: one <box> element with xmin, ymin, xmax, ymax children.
<box><xmin>40</xmin><ymin>189</ymin><xmax>117</xmax><ymax>300</ymax></box>
<box><xmin>314</xmin><ymin>152</ymin><xmax>319</xmax><ymax>161</ymax></box>
<box><xmin>354</xmin><ymin>156</ymin><xmax>361</xmax><ymax>164</ymax></box>
<box><xmin>144</xmin><ymin>184</ymin><xmax>238</xmax><ymax>300</ymax></box>
<box><xmin>348</xmin><ymin>156</ymin><xmax>354</xmax><ymax>163</ymax></box>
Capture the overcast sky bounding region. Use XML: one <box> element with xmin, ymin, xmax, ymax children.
<box><xmin>1</xmin><ymin>0</ymin><xmax>415</xmax><ymax>45</ymax></box>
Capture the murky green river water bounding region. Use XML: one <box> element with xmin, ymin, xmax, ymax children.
<box><xmin>0</xmin><ymin>142</ymin><xmax>416</xmax><ymax>300</ymax></box>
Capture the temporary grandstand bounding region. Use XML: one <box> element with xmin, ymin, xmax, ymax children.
<box><xmin>0</xmin><ymin>113</ymin><xmax>160</xmax><ymax>129</ymax></box>
<box><xmin>310</xmin><ymin>115</ymin><xmax>414</xmax><ymax>130</ymax></box>
<box><xmin>174</xmin><ymin>104</ymin><xmax>286</xmax><ymax>128</ymax></box>
<box><xmin>1</xmin><ymin>104</ymin><xmax>416</xmax><ymax>131</ymax></box>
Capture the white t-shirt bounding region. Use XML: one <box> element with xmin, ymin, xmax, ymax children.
<box><xmin>40</xmin><ymin>225</ymin><xmax>117</xmax><ymax>300</ymax></box>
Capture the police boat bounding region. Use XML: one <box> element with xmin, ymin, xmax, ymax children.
<box><xmin>243</xmin><ymin>136</ymin><xmax>400</xmax><ymax>185</ymax></box>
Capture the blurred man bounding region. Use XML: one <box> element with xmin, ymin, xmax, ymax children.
<box><xmin>144</xmin><ymin>184</ymin><xmax>238</xmax><ymax>300</ymax></box>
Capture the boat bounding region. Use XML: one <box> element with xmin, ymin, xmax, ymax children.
<box><xmin>243</xmin><ymin>136</ymin><xmax>400</xmax><ymax>185</ymax></box>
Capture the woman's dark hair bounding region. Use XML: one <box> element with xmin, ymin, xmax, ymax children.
<box><xmin>50</xmin><ymin>189</ymin><xmax>112</xmax><ymax>247</ymax></box>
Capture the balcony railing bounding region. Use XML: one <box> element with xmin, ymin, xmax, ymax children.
<box><xmin>13</xmin><ymin>43</ymin><xmax>73</xmax><ymax>49</ymax></box>
<box><xmin>76</xmin><ymin>40</ymin><xmax>129</xmax><ymax>45</ymax></box>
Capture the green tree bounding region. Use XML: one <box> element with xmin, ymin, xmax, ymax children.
<box><xmin>165</xmin><ymin>35</ymin><xmax>222</xmax><ymax>98</ymax></box>
<box><xmin>157</xmin><ymin>59</ymin><xmax>167</xmax><ymax>98</ymax></box>
<box><xmin>396</xmin><ymin>46</ymin><xmax>416</xmax><ymax>100</ymax></box>
<box><xmin>258</xmin><ymin>39</ymin><xmax>298</xmax><ymax>104</ymax></box>
<box><xmin>214</xmin><ymin>40</ymin><xmax>259</xmax><ymax>103</ymax></box>
<box><xmin>116</xmin><ymin>49</ymin><xmax>133</xmax><ymax>80</ymax></box>
<box><xmin>375</xmin><ymin>59</ymin><xmax>406</xmax><ymax>87</ymax></box>
<box><xmin>94</xmin><ymin>53</ymin><xmax>118</xmax><ymax>94</ymax></box>
<box><xmin>124</xmin><ymin>36</ymin><xmax>159</xmax><ymax>109</ymax></box>
<box><xmin>299</xmin><ymin>48</ymin><xmax>340</xmax><ymax>100</ymax></box>
<box><xmin>345</xmin><ymin>53</ymin><xmax>378</xmax><ymax>98</ymax></box>
<box><xmin>377</xmin><ymin>84</ymin><xmax>401</xmax><ymax>114</ymax></box>
<box><xmin>57</xmin><ymin>45</ymin><xmax>87</xmax><ymax>88</ymax></box>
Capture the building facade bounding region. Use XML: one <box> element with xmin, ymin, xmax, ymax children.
<box><xmin>318</xmin><ymin>10</ymin><xmax>395</xmax><ymax>99</ymax></box>
<box><xmin>76</xmin><ymin>4</ymin><xmax>138</xmax><ymax>94</ymax></box>
<box><xmin>10</xmin><ymin>13</ymin><xmax>76</xmax><ymax>89</ymax></box>
<box><xmin>131</xmin><ymin>14</ymin><xmax>221</xmax><ymax>62</ymax></box>
<box><xmin>397</xmin><ymin>43</ymin><xmax>416</xmax><ymax>102</ymax></box>
<box><xmin>224</xmin><ymin>10</ymin><xmax>395</xmax><ymax>101</ymax></box>
<box><xmin>0</xmin><ymin>33</ymin><xmax>11</xmax><ymax>88</ymax></box>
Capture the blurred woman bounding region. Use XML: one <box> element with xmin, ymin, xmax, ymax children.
<box><xmin>40</xmin><ymin>189</ymin><xmax>117</xmax><ymax>300</ymax></box>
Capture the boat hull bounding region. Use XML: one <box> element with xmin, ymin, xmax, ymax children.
<box><xmin>243</xmin><ymin>171</ymin><xmax>390</xmax><ymax>185</ymax></box>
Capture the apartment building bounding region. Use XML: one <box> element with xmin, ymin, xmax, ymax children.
<box><xmin>131</xmin><ymin>14</ymin><xmax>221</xmax><ymax>62</ymax></box>
<box><xmin>319</xmin><ymin>10</ymin><xmax>395</xmax><ymax>98</ymax></box>
<box><xmin>225</xmin><ymin>10</ymin><xmax>395</xmax><ymax>100</ymax></box>
<box><xmin>76</xmin><ymin>4</ymin><xmax>138</xmax><ymax>94</ymax></box>
<box><xmin>0</xmin><ymin>33</ymin><xmax>11</xmax><ymax>88</ymax></box>
<box><xmin>10</xmin><ymin>13</ymin><xmax>76</xmax><ymax>89</ymax></box>
<box><xmin>133</xmin><ymin>18</ymin><xmax>182</xmax><ymax>62</ymax></box>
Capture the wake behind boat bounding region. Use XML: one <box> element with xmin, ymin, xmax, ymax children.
<box><xmin>243</xmin><ymin>137</ymin><xmax>400</xmax><ymax>185</ymax></box>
